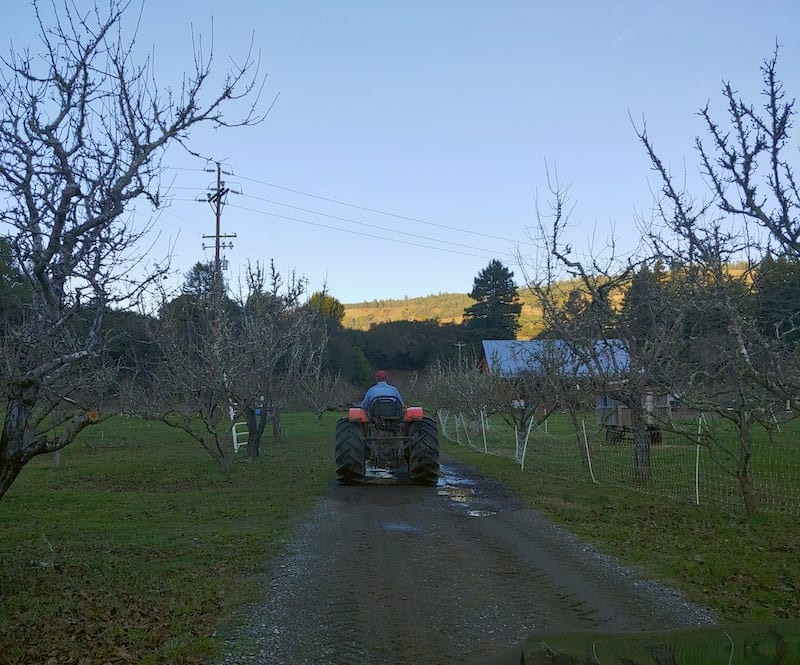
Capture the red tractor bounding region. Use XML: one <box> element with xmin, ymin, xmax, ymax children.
<box><xmin>334</xmin><ymin>397</ymin><xmax>439</xmax><ymax>485</ymax></box>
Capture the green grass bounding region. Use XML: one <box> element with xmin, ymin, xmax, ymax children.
<box><xmin>443</xmin><ymin>412</ymin><xmax>800</xmax><ymax>513</ymax></box>
<box><xmin>0</xmin><ymin>413</ymin><xmax>334</xmax><ymax>664</ymax></box>
<box><xmin>442</xmin><ymin>439</ymin><xmax>800</xmax><ymax>624</ymax></box>
<box><xmin>1</xmin><ymin>411</ymin><xmax>798</xmax><ymax>663</ymax></box>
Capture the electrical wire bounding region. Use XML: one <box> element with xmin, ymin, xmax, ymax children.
<box><xmin>226</xmin><ymin>202</ymin><xmax>509</xmax><ymax>261</ymax></box>
<box><xmin>167</xmin><ymin>165</ymin><xmax>531</xmax><ymax>248</ymax></box>
<box><xmin>235</xmin><ymin>192</ymin><xmax>517</xmax><ymax>258</ymax></box>
<box><xmin>167</xmin><ymin>194</ymin><xmax>518</xmax><ymax>261</ymax></box>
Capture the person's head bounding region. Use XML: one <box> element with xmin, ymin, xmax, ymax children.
<box><xmin>375</xmin><ymin>370</ymin><xmax>388</xmax><ymax>383</ymax></box>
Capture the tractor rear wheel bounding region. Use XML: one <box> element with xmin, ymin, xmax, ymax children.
<box><xmin>335</xmin><ymin>417</ymin><xmax>365</xmax><ymax>484</ymax></box>
<box><xmin>408</xmin><ymin>417</ymin><xmax>439</xmax><ymax>485</ymax></box>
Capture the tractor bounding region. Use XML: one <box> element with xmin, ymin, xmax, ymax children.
<box><xmin>334</xmin><ymin>396</ymin><xmax>439</xmax><ymax>485</ymax></box>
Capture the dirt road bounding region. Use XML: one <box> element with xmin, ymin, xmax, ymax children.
<box><xmin>216</xmin><ymin>457</ymin><xmax>714</xmax><ymax>665</ymax></box>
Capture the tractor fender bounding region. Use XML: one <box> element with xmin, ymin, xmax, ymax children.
<box><xmin>404</xmin><ymin>407</ymin><xmax>424</xmax><ymax>421</ymax></box>
<box><xmin>349</xmin><ymin>407</ymin><xmax>369</xmax><ymax>423</ymax></box>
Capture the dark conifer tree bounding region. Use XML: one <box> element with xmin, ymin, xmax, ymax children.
<box><xmin>463</xmin><ymin>259</ymin><xmax>522</xmax><ymax>340</ymax></box>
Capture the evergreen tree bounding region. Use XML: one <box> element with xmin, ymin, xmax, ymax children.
<box><xmin>463</xmin><ymin>259</ymin><xmax>522</xmax><ymax>340</ymax></box>
<box><xmin>181</xmin><ymin>261</ymin><xmax>216</xmax><ymax>298</ymax></box>
<box><xmin>307</xmin><ymin>291</ymin><xmax>345</xmax><ymax>323</ymax></box>
<box><xmin>753</xmin><ymin>254</ymin><xmax>800</xmax><ymax>347</ymax></box>
<box><xmin>0</xmin><ymin>237</ymin><xmax>31</xmax><ymax>319</ymax></box>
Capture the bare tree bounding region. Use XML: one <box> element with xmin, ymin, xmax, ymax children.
<box><xmin>141</xmin><ymin>297</ymin><xmax>234</xmax><ymax>471</ymax></box>
<box><xmin>137</xmin><ymin>261</ymin><xmax>326</xmax><ymax>465</ymax></box>
<box><xmin>630</xmin><ymin>50</ymin><xmax>800</xmax><ymax>511</ymax></box>
<box><xmin>522</xmin><ymin>175</ymin><xmax>677</xmax><ymax>482</ymax></box>
<box><xmin>225</xmin><ymin>262</ymin><xmax>327</xmax><ymax>455</ymax></box>
<box><xmin>0</xmin><ymin>0</ymin><xmax>266</xmax><ymax>497</ymax></box>
<box><xmin>303</xmin><ymin>368</ymin><xmax>342</xmax><ymax>422</ymax></box>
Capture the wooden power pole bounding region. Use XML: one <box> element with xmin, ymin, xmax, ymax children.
<box><xmin>202</xmin><ymin>162</ymin><xmax>236</xmax><ymax>284</ymax></box>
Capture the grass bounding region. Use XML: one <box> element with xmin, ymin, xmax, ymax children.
<box><xmin>441</xmin><ymin>439</ymin><xmax>800</xmax><ymax>624</ymax></box>
<box><xmin>444</xmin><ymin>411</ymin><xmax>800</xmax><ymax>513</ymax></box>
<box><xmin>1</xmin><ymin>411</ymin><xmax>798</xmax><ymax>663</ymax></box>
<box><xmin>0</xmin><ymin>413</ymin><xmax>333</xmax><ymax>664</ymax></box>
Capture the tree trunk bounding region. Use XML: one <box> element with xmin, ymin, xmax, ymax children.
<box><xmin>629</xmin><ymin>400</ymin><xmax>652</xmax><ymax>482</ymax></box>
<box><xmin>271</xmin><ymin>405</ymin><xmax>282</xmax><ymax>441</ymax></box>
<box><xmin>632</xmin><ymin>427</ymin><xmax>651</xmax><ymax>482</ymax></box>
<box><xmin>245</xmin><ymin>406</ymin><xmax>269</xmax><ymax>459</ymax></box>
<box><xmin>737</xmin><ymin>413</ymin><xmax>758</xmax><ymax>513</ymax></box>
<box><xmin>0</xmin><ymin>387</ymin><xmax>39</xmax><ymax>500</ymax></box>
<box><xmin>0</xmin><ymin>458</ymin><xmax>25</xmax><ymax>501</ymax></box>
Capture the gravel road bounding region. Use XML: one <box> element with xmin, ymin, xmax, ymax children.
<box><xmin>216</xmin><ymin>456</ymin><xmax>715</xmax><ymax>665</ymax></box>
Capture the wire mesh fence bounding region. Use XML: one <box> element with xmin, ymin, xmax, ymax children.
<box><xmin>437</xmin><ymin>409</ymin><xmax>800</xmax><ymax>515</ymax></box>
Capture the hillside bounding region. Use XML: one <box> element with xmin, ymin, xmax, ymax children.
<box><xmin>341</xmin><ymin>262</ymin><xmax>756</xmax><ymax>340</ymax></box>
<box><xmin>343</xmin><ymin>291</ymin><xmax>543</xmax><ymax>339</ymax></box>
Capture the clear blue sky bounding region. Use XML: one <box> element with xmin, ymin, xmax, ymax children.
<box><xmin>3</xmin><ymin>1</ymin><xmax>798</xmax><ymax>303</ymax></box>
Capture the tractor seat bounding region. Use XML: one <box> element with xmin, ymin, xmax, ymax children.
<box><xmin>368</xmin><ymin>396</ymin><xmax>403</xmax><ymax>420</ymax></box>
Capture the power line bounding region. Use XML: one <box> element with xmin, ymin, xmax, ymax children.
<box><xmin>227</xmin><ymin>203</ymin><xmax>506</xmax><ymax>261</ymax></box>
<box><xmin>166</xmin><ymin>165</ymin><xmax>528</xmax><ymax>262</ymax></box>
<box><xmin>227</xmin><ymin>172</ymin><xmax>533</xmax><ymax>246</ymax></box>
<box><xmin>237</xmin><ymin>192</ymin><xmax>516</xmax><ymax>258</ymax></box>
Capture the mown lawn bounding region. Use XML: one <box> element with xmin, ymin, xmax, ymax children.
<box><xmin>0</xmin><ymin>411</ymin><xmax>797</xmax><ymax>663</ymax></box>
<box><xmin>0</xmin><ymin>413</ymin><xmax>333</xmax><ymax>664</ymax></box>
<box><xmin>442</xmin><ymin>439</ymin><xmax>800</xmax><ymax>624</ymax></box>
<box><xmin>444</xmin><ymin>411</ymin><xmax>800</xmax><ymax>513</ymax></box>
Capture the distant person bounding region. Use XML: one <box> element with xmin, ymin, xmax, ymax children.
<box><xmin>361</xmin><ymin>370</ymin><xmax>403</xmax><ymax>412</ymax></box>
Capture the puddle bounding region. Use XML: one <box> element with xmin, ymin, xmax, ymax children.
<box><xmin>382</xmin><ymin>522</ymin><xmax>421</xmax><ymax>533</ymax></box>
<box><xmin>437</xmin><ymin>465</ymin><xmax>497</xmax><ymax>518</ymax></box>
<box><xmin>364</xmin><ymin>466</ymin><xmax>399</xmax><ymax>484</ymax></box>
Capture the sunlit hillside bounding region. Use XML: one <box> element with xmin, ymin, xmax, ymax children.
<box><xmin>343</xmin><ymin>291</ymin><xmax>544</xmax><ymax>339</ymax></box>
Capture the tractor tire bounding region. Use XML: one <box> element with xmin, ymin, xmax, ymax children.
<box><xmin>408</xmin><ymin>416</ymin><xmax>440</xmax><ymax>486</ymax></box>
<box><xmin>335</xmin><ymin>417</ymin><xmax>366</xmax><ymax>485</ymax></box>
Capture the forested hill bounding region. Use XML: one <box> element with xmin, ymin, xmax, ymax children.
<box><xmin>343</xmin><ymin>291</ymin><xmax>543</xmax><ymax>339</ymax></box>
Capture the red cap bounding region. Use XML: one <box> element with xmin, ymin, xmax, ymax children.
<box><xmin>375</xmin><ymin>370</ymin><xmax>388</xmax><ymax>382</ymax></box>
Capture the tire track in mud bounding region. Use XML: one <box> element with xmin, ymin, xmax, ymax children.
<box><xmin>217</xmin><ymin>458</ymin><xmax>714</xmax><ymax>665</ymax></box>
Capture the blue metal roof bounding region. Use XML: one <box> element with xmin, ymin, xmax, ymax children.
<box><xmin>481</xmin><ymin>339</ymin><xmax>629</xmax><ymax>377</ymax></box>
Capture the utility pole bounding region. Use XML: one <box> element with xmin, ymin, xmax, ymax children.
<box><xmin>201</xmin><ymin>162</ymin><xmax>236</xmax><ymax>286</ymax></box>
<box><xmin>455</xmin><ymin>341</ymin><xmax>466</xmax><ymax>367</ymax></box>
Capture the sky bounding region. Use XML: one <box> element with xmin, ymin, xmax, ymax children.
<box><xmin>2</xmin><ymin>1</ymin><xmax>799</xmax><ymax>304</ymax></box>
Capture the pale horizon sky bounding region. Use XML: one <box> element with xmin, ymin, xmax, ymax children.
<box><xmin>3</xmin><ymin>1</ymin><xmax>799</xmax><ymax>303</ymax></box>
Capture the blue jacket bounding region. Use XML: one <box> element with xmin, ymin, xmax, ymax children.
<box><xmin>360</xmin><ymin>381</ymin><xmax>403</xmax><ymax>410</ymax></box>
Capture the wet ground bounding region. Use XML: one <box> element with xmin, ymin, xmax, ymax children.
<box><xmin>216</xmin><ymin>456</ymin><xmax>714</xmax><ymax>665</ymax></box>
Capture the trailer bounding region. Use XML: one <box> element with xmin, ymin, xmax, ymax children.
<box><xmin>596</xmin><ymin>393</ymin><xmax>673</xmax><ymax>444</ymax></box>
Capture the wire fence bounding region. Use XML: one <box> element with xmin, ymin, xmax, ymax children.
<box><xmin>437</xmin><ymin>409</ymin><xmax>800</xmax><ymax>515</ymax></box>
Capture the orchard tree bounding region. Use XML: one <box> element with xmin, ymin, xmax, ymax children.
<box><xmin>0</xmin><ymin>0</ymin><xmax>267</xmax><ymax>498</ymax></box>
<box><xmin>228</xmin><ymin>262</ymin><xmax>326</xmax><ymax>451</ymax></box>
<box><xmin>523</xmin><ymin>50</ymin><xmax>798</xmax><ymax>511</ymax></box>
<box><xmin>140</xmin><ymin>261</ymin><xmax>327</xmax><ymax>463</ymax></box>
<box><xmin>523</xmin><ymin>174</ymin><xmax>682</xmax><ymax>481</ymax></box>
<box><xmin>140</xmin><ymin>295</ymin><xmax>235</xmax><ymax>471</ymax></box>
<box><xmin>463</xmin><ymin>259</ymin><xmax>522</xmax><ymax>340</ymax></box>
<box><xmin>631</xmin><ymin>49</ymin><xmax>800</xmax><ymax>511</ymax></box>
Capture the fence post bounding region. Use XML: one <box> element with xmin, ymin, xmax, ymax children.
<box><xmin>462</xmin><ymin>414</ymin><xmax>472</xmax><ymax>448</ymax></box>
<box><xmin>519</xmin><ymin>417</ymin><xmax>535</xmax><ymax>472</ymax></box>
<box><xmin>480</xmin><ymin>408</ymin><xmax>488</xmax><ymax>454</ymax></box>
<box><xmin>581</xmin><ymin>418</ymin><xmax>597</xmax><ymax>484</ymax></box>
<box><xmin>695</xmin><ymin>415</ymin><xmax>705</xmax><ymax>506</ymax></box>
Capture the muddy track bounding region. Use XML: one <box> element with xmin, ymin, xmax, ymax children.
<box><xmin>216</xmin><ymin>456</ymin><xmax>714</xmax><ymax>665</ymax></box>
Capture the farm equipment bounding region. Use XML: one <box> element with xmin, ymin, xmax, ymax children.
<box><xmin>334</xmin><ymin>397</ymin><xmax>440</xmax><ymax>485</ymax></box>
<box><xmin>596</xmin><ymin>393</ymin><xmax>672</xmax><ymax>444</ymax></box>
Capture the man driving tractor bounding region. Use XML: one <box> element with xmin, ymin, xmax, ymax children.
<box><xmin>360</xmin><ymin>370</ymin><xmax>403</xmax><ymax>412</ymax></box>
